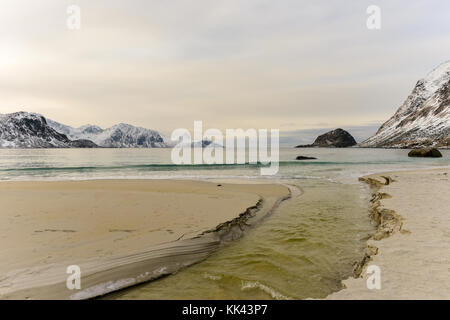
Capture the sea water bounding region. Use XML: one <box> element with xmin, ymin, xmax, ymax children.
<box><xmin>1</xmin><ymin>148</ymin><xmax>449</xmax><ymax>299</ymax></box>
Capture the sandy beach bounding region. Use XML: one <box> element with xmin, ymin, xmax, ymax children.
<box><xmin>328</xmin><ymin>167</ymin><xmax>450</xmax><ymax>299</ymax></box>
<box><xmin>1</xmin><ymin>167</ymin><xmax>449</xmax><ymax>300</ymax></box>
<box><xmin>0</xmin><ymin>179</ymin><xmax>290</xmax><ymax>299</ymax></box>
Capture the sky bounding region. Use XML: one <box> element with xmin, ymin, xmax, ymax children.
<box><xmin>1</xmin><ymin>0</ymin><xmax>450</xmax><ymax>144</ymax></box>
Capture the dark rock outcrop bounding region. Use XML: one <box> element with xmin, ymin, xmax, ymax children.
<box><xmin>295</xmin><ymin>156</ymin><xmax>317</xmax><ymax>160</ymax></box>
<box><xmin>408</xmin><ymin>148</ymin><xmax>443</xmax><ymax>158</ymax></box>
<box><xmin>295</xmin><ymin>128</ymin><xmax>357</xmax><ymax>148</ymax></box>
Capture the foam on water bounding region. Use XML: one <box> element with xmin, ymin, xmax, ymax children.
<box><xmin>241</xmin><ymin>281</ymin><xmax>292</xmax><ymax>300</ymax></box>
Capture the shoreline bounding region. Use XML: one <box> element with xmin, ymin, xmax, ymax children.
<box><xmin>0</xmin><ymin>179</ymin><xmax>292</xmax><ymax>300</ymax></box>
<box><xmin>350</xmin><ymin>174</ymin><xmax>403</xmax><ymax>278</ymax></box>
<box><xmin>327</xmin><ymin>167</ymin><xmax>450</xmax><ymax>299</ymax></box>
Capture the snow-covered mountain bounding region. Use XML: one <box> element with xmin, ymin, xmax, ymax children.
<box><xmin>47</xmin><ymin>120</ymin><xmax>167</xmax><ymax>148</ymax></box>
<box><xmin>0</xmin><ymin>112</ymin><xmax>97</xmax><ymax>148</ymax></box>
<box><xmin>360</xmin><ymin>61</ymin><xmax>450</xmax><ymax>148</ymax></box>
<box><xmin>0</xmin><ymin>111</ymin><xmax>167</xmax><ymax>148</ymax></box>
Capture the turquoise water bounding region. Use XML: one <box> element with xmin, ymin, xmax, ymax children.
<box><xmin>1</xmin><ymin>148</ymin><xmax>448</xmax><ymax>299</ymax></box>
<box><xmin>1</xmin><ymin>148</ymin><xmax>449</xmax><ymax>183</ymax></box>
<box><xmin>110</xmin><ymin>178</ymin><xmax>374</xmax><ymax>299</ymax></box>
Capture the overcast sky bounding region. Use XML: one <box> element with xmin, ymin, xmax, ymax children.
<box><xmin>1</xmin><ymin>0</ymin><xmax>449</xmax><ymax>142</ymax></box>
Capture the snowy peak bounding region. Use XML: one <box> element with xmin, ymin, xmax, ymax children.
<box><xmin>421</xmin><ymin>60</ymin><xmax>450</xmax><ymax>94</ymax></box>
<box><xmin>97</xmin><ymin>123</ymin><xmax>166</xmax><ymax>148</ymax></box>
<box><xmin>78</xmin><ymin>124</ymin><xmax>103</xmax><ymax>135</ymax></box>
<box><xmin>360</xmin><ymin>61</ymin><xmax>450</xmax><ymax>148</ymax></box>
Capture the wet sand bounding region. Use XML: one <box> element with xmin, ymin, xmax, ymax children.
<box><xmin>0</xmin><ymin>179</ymin><xmax>290</xmax><ymax>299</ymax></box>
<box><xmin>328</xmin><ymin>167</ymin><xmax>450</xmax><ymax>299</ymax></box>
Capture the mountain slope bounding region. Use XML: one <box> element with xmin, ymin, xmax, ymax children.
<box><xmin>360</xmin><ymin>61</ymin><xmax>450</xmax><ymax>148</ymax></box>
<box><xmin>0</xmin><ymin>112</ymin><xmax>97</xmax><ymax>148</ymax></box>
<box><xmin>47</xmin><ymin>120</ymin><xmax>167</xmax><ymax>148</ymax></box>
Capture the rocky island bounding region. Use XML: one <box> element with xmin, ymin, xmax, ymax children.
<box><xmin>295</xmin><ymin>128</ymin><xmax>357</xmax><ymax>148</ymax></box>
<box><xmin>408</xmin><ymin>148</ymin><xmax>443</xmax><ymax>157</ymax></box>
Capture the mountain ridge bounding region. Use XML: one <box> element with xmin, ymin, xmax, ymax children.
<box><xmin>0</xmin><ymin>112</ymin><xmax>167</xmax><ymax>148</ymax></box>
<box><xmin>47</xmin><ymin>119</ymin><xmax>167</xmax><ymax>148</ymax></box>
<box><xmin>0</xmin><ymin>112</ymin><xmax>97</xmax><ymax>148</ymax></box>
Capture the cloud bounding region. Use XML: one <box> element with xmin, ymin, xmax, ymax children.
<box><xmin>1</xmin><ymin>0</ymin><xmax>449</xmax><ymax>133</ymax></box>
